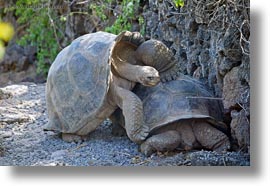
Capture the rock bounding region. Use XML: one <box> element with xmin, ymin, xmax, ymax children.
<box><xmin>65</xmin><ymin>1</ymin><xmax>96</xmax><ymax>41</ymax></box>
<box><xmin>0</xmin><ymin>89</ymin><xmax>12</xmax><ymax>99</ymax></box>
<box><xmin>0</xmin><ymin>43</ymin><xmax>36</xmax><ymax>73</ymax></box>
<box><xmin>0</xmin><ymin>145</ymin><xmax>4</xmax><ymax>157</ymax></box>
<box><xmin>0</xmin><ymin>111</ymin><xmax>30</xmax><ymax>124</ymax></box>
<box><xmin>0</xmin><ymin>84</ymin><xmax>28</xmax><ymax>97</ymax></box>
<box><xmin>0</xmin><ymin>43</ymin><xmax>41</xmax><ymax>86</ymax></box>
<box><xmin>230</xmin><ymin>110</ymin><xmax>250</xmax><ymax>152</ymax></box>
<box><xmin>0</xmin><ymin>131</ymin><xmax>13</xmax><ymax>138</ymax></box>
<box><xmin>218</xmin><ymin>58</ymin><xmax>241</xmax><ymax>76</ymax></box>
<box><xmin>222</xmin><ymin>67</ymin><xmax>247</xmax><ymax>110</ymax></box>
<box><xmin>51</xmin><ymin>150</ymin><xmax>67</xmax><ymax>160</ymax></box>
<box><xmin>239</xmin><ymin>55</ymin><xmax>250</xmax><ymax>85</ymax></box>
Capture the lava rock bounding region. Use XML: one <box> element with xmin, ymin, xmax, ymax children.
<box><xmin>230</xmin><ymin>109</ymin><xmax>250</xmax><ymax>152</ymax></box>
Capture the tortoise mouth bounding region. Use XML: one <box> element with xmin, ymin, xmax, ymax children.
<box><xmin>141</xmin><ymin>76</ymin><xmax>160</xmax><ymax>87</ymax></box>
<box><xmin>143</xmin><ymin>80</ymin><xmax>160</xmax><ymax>87</ymax></box>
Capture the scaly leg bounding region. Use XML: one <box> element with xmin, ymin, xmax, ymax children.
<box><xmin>110</xmin><ymin>83</ymin><xmax>149</xmax><ymax>144</ymax></box>
<box><xmin>192</xmin><ymin>121</ymin><xmax>231</xmax><ymax>152</ymax></box>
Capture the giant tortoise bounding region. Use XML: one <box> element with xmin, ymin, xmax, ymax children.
<box><xmin>110</xmin><ymin>74</ymin><xmax>231</xmax><ymax>156</ymax></box>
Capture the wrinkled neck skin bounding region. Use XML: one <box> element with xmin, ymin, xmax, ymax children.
<box><xmin>110</xmin><ymin>70</ymin><xmax>136</xmax><ymax>91</ymax></box>
<box><xmin>112</xmin><ymin>58</ymin><xmax>154</xmax><ymax>84</ymax></box>
<box><xmin>108</xmin><ymin>68</ymin><xmax>137</xmax><ymax>108</ymax></box>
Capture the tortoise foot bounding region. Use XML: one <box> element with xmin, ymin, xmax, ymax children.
<box><xmin>140</xmin><ymin>141</ymin><xmax>155</xmax><ymax>157</ymax></box>
<box><xmin>212</xmin><ymin>137</ymin><xmax>231</xmax><ymax>153</ymax></box>
<box><xmin>131</xmin><ymin>125</ymin><xmax>149</xmax><ymax>144</ymax></box>
<box><xmin>61</xmin><ymin>133</ymin><xmax>88</xmax><ymax>143</ymax></box>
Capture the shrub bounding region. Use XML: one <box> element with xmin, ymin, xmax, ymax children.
<box><xmin>6</xmin><ymin>0</ymin><xmax>64</xmax><ymax>75</ymax></box>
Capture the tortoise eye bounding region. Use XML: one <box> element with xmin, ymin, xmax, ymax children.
<box><xmin>147</xmin><ymin>77</ymin><xmax>154</xmax><ymax>80</ymax></box>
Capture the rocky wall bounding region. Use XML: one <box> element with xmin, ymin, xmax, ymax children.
<box><xmin>142</xmin><ymin>0</ymin><xmax>250</xmax><ymax>151</ymax></box>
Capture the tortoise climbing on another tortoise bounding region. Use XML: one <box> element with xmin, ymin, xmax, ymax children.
<box><xmin>110</xmin><ymin>74</ymin><xmax>231</xmax><ymax>156</ymax></box>
<box><xmin>45</xmin><ymin>31</ymin><xmax>178</xmax><ymax>143</ymax></box>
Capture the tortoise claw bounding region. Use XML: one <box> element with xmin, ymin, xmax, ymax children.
<box><xmin>130</xmin><ymin>125</ymin><xmax>149</xmax><ymax>144</ymax></box>
<box><xmin>140</xmin><ymin>141</ymin><xmax>155</xmax><ymax>156</ymax></box>
<box><xmin>61</xmin><ymin>133</ymin><xmax>88</xmax><ymax>143</ymax></box>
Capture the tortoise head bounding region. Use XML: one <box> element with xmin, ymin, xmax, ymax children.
<box><xmin>136</xmin><ymin>40</ymin><xmax>181</xmax><ymax>82</ymax></box>
<box><xmin>138</xmin><ymin>66</ymin><xmax>160</xmax><ymax>87</ymax></box>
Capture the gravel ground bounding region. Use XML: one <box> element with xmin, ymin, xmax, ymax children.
<box><xmin>0</xmin><ymin>83</ymin><xmax>250</xmax><ymax>166</ymax></box>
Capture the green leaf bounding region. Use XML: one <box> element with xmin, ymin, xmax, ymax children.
<box><xmin>174</xmin><ymin>0</ymin><xmax>185</xmax><ymax>8</ymax></box>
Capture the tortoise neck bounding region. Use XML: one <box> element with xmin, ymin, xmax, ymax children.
<box><xmin>111</xmin><ymin>58</ymin><xmax>142</xmax><ymax>83</ymax></box>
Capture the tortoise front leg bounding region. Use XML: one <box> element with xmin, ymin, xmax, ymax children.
<box><xmin>110</xmin><ymin>83</ymin><xmax>149</xmax><ymax>144</ymax></box>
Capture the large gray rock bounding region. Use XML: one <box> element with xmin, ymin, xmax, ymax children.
<box><xmin>222</xmin><ymin>67</ymin><xmax>247</xmax><ymax>110</ymax></box>
<box><xmin>0</xmin><ymin>44</ymin><xmax>36</xmax><ymax>73</ymax></box>
<box><xmin>230</xmin><ymin>110</ymin><xmax>250</xmax><ymax>152</ymax></box>
<box><xmin>0</xmin><ymin>43</ymin><xmax>39</xmax><ymax>86</ymax></box>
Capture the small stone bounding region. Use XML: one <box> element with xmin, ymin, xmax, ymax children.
<box><xmin>0</xmin><ymin>131</ymin><xmax>13</xmax><ymax>138</ymax></box>
<box><xmin>51</xmin><ymin>150</ymin><xmax>67</xmax><ymax>160</ymax></box>
<box><xmin>44</xmin><ymin>131</ymin><xmax>57</xmax><ymax>136</ymax></box>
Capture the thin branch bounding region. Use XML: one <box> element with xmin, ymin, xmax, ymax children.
<box><xmin>236</xmin><ymin>101</ymin><xmax>250</xmax><ymax>126</ymax></box>
<box><xmin>238</xmin><ymin>20</ymin><xmax>250</xmax><ymax>55</ymax></box>
<box><xmin>170</xmin><ymin>11</ymin><xmax>189</xmax><ymax>15</ymax></box>
<box><xmin>75</xmin><ymin>0</ymin><xmax>89</xmax><ymax>5</ymax></box>
<box><xmin>47</xmin><ymin>0</ymin><xmax>63</xmax><ymax>49</ymax></box>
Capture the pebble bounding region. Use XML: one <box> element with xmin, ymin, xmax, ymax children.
<box><xmin>0</xmin><ymin>131</ymin><xmax>13</xmax><ymax>138</ymax></box>
<box><xmin>51</xmin><ymin>150</ymin><xmax>67</xmax><ymax>160</ymax></box>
